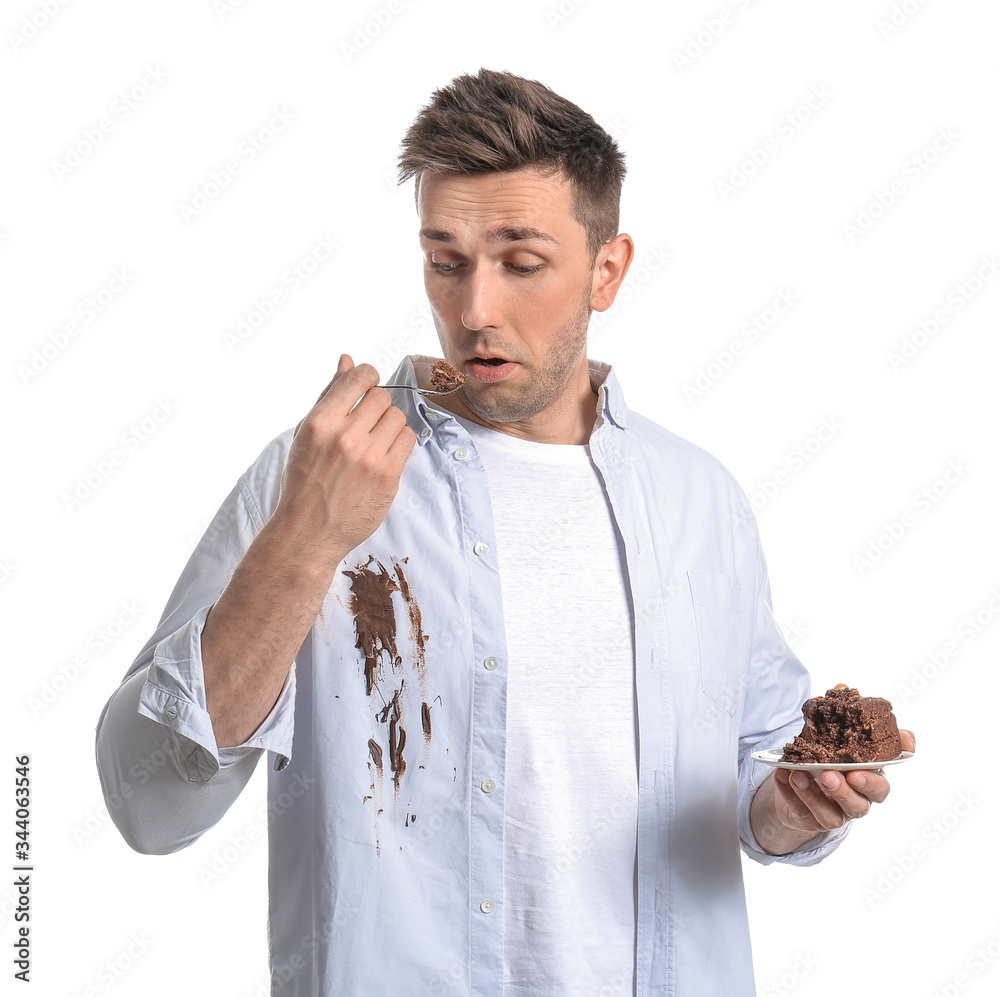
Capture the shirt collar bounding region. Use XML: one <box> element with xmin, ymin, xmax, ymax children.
<box><xmin>587</xmin><ymin>359</ymin><xmax>628</xmax><ymax>430</ymax></box>
<box><xmin>387</xmin><ymin>354</ymin><xmax>628</xmax><ymax>442</ymax></box>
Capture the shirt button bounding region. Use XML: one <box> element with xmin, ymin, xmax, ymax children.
<box><xmin>473</xmin><ymin>542</ymin><xmax>489</xmax><ymax>556</ymax></box>
<box><xmin>483</xmin><ymin>656</ymin><xmax>499</xmax><ymax>670</ymax></box>
<box><xmin>480</xmin><ymin>899</ymin><xmax>496</xmax><ymax>914</ymax></box>
<box><xmin>481</xmin><ymin>779</ymin><xmax>496</xmax><ymax>794</ymax></box>
<box><xmin>165</xmin><ymin>705</ymin><xmax>178</xmax><ymax>719</ymax></box>
<box><xmin>419</xmin><ymin>427</ymin><xmax>431</xmax><ymax>438</ymax></box>
<box><xmin>454</xmin><ymin>448</ymin><xmax>469</xmax><ymax>460</ymax></box>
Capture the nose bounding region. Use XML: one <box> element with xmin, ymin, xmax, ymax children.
<box><xmin>460</xmin><ymin>263</ymin><xmax>504</xmax><ymax>332</ymax></box>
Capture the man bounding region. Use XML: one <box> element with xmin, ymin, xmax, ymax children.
<box><xmin>96</xmin><ymin>68</ymin><xmax>913</xmax><ymax>995</ymax></box>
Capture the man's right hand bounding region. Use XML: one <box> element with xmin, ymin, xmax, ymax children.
<box><xmin>274</xmin><ymin>353</ymin><xmax>417</xmax><ymax>566</ymax></box>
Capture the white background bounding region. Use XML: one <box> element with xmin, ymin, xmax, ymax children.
<box><xmin>3</xmin><ymin>1</ymin><xmax>998</xmax><ymax>994</ymax></box>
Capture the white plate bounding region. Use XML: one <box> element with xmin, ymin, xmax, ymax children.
<box><xmin>750</xmin><ymin>748</ymin><xmax>914</xmax><ymax>772</ymax></box>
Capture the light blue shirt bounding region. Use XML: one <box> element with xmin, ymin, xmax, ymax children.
<box><xmin>95</xmin><ymin>354</ymin><xmax>847</xmax><ymax>996</ymax></box>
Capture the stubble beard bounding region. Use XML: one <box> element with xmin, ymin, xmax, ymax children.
<box><xmin>448</xmin><ymin>286</ymin><xmax>593</xmax><ymax>424</ymax></box>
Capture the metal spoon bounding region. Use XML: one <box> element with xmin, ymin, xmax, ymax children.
<box><xmin>376</xmin><ymin>382</ymin><xmax>462</xmax><ymax>396</ymax></box>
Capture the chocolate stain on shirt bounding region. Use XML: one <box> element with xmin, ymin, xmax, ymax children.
<box><xmin>345</xmin><ymin>554</ymin><xmax>439</xmax><ymax>847</ymax></box>
<box><xmin>343</xmin><ymin>556</ymin><xmax>401</xmax><ymax>697</ymax></box>
<box><xmin>381</xmin><ymin>688</ymin><xmax>407</xmax><ymax>791</ymax></box>
<box><xmin>392</xmin><ymin>557</ymin><xmax>429</xmax><ymax>683</ymax></box>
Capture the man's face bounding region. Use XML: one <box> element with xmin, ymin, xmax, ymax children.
<box><xmin>417</xmin><ymin>168</ymin><xmax>599</xmax><ymax>434</ymax></box>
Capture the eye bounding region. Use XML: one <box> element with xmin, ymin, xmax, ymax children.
<box><xmin>425</xmin><ymin>260</ymin><xmax>544</xmax><ymax>276</ymax></box>
<box><xmin>427</xmin><ymin>260</ymin><xmax>461</xmax><ymax>274</ymax></box>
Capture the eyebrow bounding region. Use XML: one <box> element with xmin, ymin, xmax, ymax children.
<box><xmin>418</xmin><ymin>225</ymin><xmax>560</xmax><ymax>247</ymax></box>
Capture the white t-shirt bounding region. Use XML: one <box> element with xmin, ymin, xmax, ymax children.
<box><xmin>454</xmin><ymin>414</ymin><xmax>639</xmax><ymax>997</ymax></box>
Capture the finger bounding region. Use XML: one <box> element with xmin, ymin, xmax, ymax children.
<box><xmin>899</xmin><ymin>729</ymin><xmax>916</xmax><ymax>752</ymax></box>
<box><xmin>810</xmin><ymin>769</ymin><xmax>875</xmax><ymax>819</ymax></box>
<box><xmin>295</xmin><ymin>355</ymin><xmax>357</xmax><ymax>436</ymax></box>
<box><xmin>307</xmin><ymin>354</ymin><xmax>358</xmax><ymax>411</ymax></box>
<box><xmin>317</xmin><ymin>353</ymin><xmax>355</xmax><ymax>401</ymax></box>
<box><xmin>788</xmin><ymin>770</ymin><xmax>857</xmax><ymax>827</ymax></box>
<box><xmin>773</xmin><ymin>769</ymin><xmax>819</xmax><ymax>826</ymax></box>
<box><xmin>845</xmin><ymin>768</ymin><xmax>891</xmax><ymax>804</ymax></box>
<box><xmin>384</xmin><ymin>422</ymin><xmax>417</xmax><ymax>470</ymax></box>
<box><xmin>366</xmin><ymin>401</ymin><xmax>413</xmax><ymax>453</ymax></box>
<box><xmin>772</xmin><ymin>767</ymin><xmax>795</xmax><ymax>806</ymax></box>
<box><xmin>312</xmin><ymin>363</ymin><xmax>381</xmax><ymax>420</ymax></box>
<box><xmin>342</xmin><ymin>383</ymin><xmax>396</xmax><ymax>431</ymax></box>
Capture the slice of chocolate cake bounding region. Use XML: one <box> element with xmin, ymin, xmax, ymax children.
<box><xmin>781</xmin><ymin>684</ymin><xmax>902</xmax><ymax>764</ymax></box>
<box><xmin>429</xmin><ymin>359</ymin><xmax>464</xmax><ymax>393</ymax></box>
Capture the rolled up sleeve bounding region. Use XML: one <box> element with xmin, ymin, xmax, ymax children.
<box><xmin>137</xmin><ymin>603</ymin><xmax>296</xmax><ymax>781</ymax></box>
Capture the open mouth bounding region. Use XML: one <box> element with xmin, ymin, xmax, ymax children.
<box><xmin>467</xmin><ymin>356</ymin><xmax>518</xmax><ymax>383</ymax></box>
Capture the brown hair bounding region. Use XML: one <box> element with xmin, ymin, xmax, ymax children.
<box><xmin>397</xmin><ymin>68</ymin><xmax>627</xmax><ymax>265</ymax></box>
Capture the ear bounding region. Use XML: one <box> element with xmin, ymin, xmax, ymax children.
<box><xmin>589</xmin><ymin>233</ymin><xmax>635</xmax><ymax>312</ymax></box>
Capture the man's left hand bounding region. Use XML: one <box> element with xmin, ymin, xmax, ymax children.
<box><xmin>751</xmin><ymin>729</ymin><xmax>915</xmax><ymax>855</ymax></box>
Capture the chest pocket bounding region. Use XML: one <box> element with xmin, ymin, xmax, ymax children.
<box><xmin>686</xmin><ymin>570</ymin><xmax>741</xmax><ymax>716</ymax></box>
